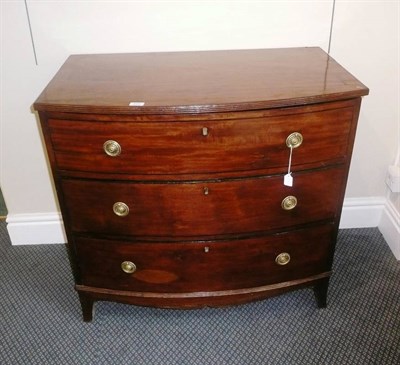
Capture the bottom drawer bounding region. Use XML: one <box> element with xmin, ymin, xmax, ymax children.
<box><xmin>74</xmin><ymin>223</ymin><xmax>335</xmax><ymax>293</ymax></box>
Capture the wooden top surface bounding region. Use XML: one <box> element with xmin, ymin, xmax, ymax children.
<box><xmin>34</xmin><ymin>47</ymin><xmax>368</xmax><ymax>114</ymax></box>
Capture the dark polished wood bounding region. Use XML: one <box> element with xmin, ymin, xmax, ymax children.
<box><xmin>47</xmin><ymin>101</ymin><xmax>354</xmax><ymax>175</ymax></box>
<box><xmin>33</xmin><ymin>48</ymin><xmax>368</xmax><ymax>114</ymax></box>
<box><xmin>75</xmin><ymin>272</ymin><xmax>332</xmax><ymax>310</ymax></box>
<box><xmin>74</xmin><ymin>224</ymin><xmax>334</xmax><ymax>292</ymax></box>
<box><xmin>313</xmin><ymin>277</ymin><xmax>330</xmax><ymax>308</ymax></box>
<box><xmin>78</xmin><ymin>292</ymin><xmax>94</xmax><ymax>322</ymax></box>
<box><xmin>34</xmin><ymin>48</ymin><xmax>368</xmax><ymax>321</ymax></box>
<box><xmin>62</xmin><ymin>167</ymin><xmax>345</xmax><ymax>238</ymax></box>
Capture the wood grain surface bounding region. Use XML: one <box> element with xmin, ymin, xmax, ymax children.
<box><xmin>34</xmin><ymin>48</ymin><xmax>368</xmax><ymax>114</ymax></box>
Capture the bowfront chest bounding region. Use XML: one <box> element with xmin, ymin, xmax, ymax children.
<box><xmin>34</xmin><ymin>48</ymin><xmax>368</xmax><ymax>321</ymax></box>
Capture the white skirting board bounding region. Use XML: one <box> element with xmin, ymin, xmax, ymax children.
<box><xmin>339</xmin><ymin>197</ymin><xmax>386</xmax><ymax>229</ymax></box>
<box><xmin>5</xmin><ymin>197</ymin><xmax>397</xmax><ymax>258</ymax></box>
<box><xmin>6</xmin><ymin>213</ymin><xmax>67</xmax><ymax>245</ymax></box>
<box><xmin>378</xmin><ymin>199</ymin><xmax>400</xmax><ymax>260</ymax></box>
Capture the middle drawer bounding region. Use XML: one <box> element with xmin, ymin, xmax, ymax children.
<box><xmin>62</xmin><ymin>167</ymin><xmax>345</xmax><ymax>238</ymax></box>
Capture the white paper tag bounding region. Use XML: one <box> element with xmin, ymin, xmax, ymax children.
<box><xmin>284</xmin><ymin>173</ymin><xmax>293</xmax><ymax>187</ymax></box>
<box><xmin>129</xmin><ymin>101</ymin><xmax>145</xmax><ymax>106</ymax></box>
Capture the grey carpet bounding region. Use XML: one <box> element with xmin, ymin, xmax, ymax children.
<box><xmin>0</xmin><ymin>221</ymin><xmax>399</xmax><ymax>365</ymax></box>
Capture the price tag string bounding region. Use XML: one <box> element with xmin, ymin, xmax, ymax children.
<box><xmin>287</xmin><ymin>145</ymin><xmax>293</xmax><ymax>175</ymax></box>
<box><xmin>284</xmin><ymin>146</ymin><xmax>294</xmax><ymax>187</ymax></box>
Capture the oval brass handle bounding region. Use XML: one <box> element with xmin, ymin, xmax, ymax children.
<box><xmin>113</xmin><ymin>202</ymin><xmax>129</xmax><ymax>217</ymax></box>
<box><xmin>121</xmin><ymin>261</ymin><xmax>136</xmax><ymax>274</ymax></box>
<box><xmin>286</xmin><ymin>132</ymin><xmax>303</xmax><ymax>148</ymax></box>
<box><xmin>103</xmin><ymin>140</ymin><xmax>122</xmax><ymax>157</ymax></box>
<box><xmin>281</xmin><ymin>195</ymin><xmax>297</xmax><ymax>210</ymax></box>
<box><xmin>275</xmin><ymin>252</ymin><xmax>291</xmax><ymax>265</ymax></box>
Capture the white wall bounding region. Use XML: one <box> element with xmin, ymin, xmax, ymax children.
<box><xmin>329</xmin><ymin>0</ymin><xmax>400</xmax><ymax>259</ymax></box>
<box><xmin>1</xmin><ymin>1</ymin><xmax>399</xmax><ymax>247</ymax></box>
<box><xmin>330</xmin><ymin>0</ymin><xmax>400</xmax><ymax>198</ymax></box>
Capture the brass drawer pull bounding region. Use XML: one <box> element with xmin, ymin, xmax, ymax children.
<box><xmin>281</xmin><ymin>195</ymin><xmax>297</xmax><ymax>210</ymax></box>
<box><xmin>275</xmin><ymin>252</ymin><xmax>291</xmax><ymax>265</ymax></box>
<box><xmin>103</xmin><ymin>140</ymin><xmax>122</xmax><ymax>157</ymax></box>
<box><xmin>286</xmin><ymin>132</ymin><xmax>303</xmax><ymax>148</ymax></box>
<box><xmin>121</xmin><ymin>261</ymin><xmax>136</xmax><ymax>274</ymax></box>
<box><xmin>202</xmin><ymin>127</ymin><xmax>209</xmax><ymax>136</ymax></box>
<box><xmin>113</xmin><ymin>202</ymin><xmax>129</xmax><ymax>217</ymax></box>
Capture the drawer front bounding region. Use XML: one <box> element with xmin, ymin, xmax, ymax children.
<box><xmin>74</xmin><ymin>224</ymin><xmax>334</xmax><ymax>292</ymax></box>
<box><xmin>48</xmin><ymin>105</ymin><xmax>353</xmax><ymax>175</ymax></box>
<box><xmin>62</xmin><ymin>167</ymin><xmax>345</xmax><ymax>238</ymax></box>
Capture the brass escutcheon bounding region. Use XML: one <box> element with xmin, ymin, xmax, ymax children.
<box><xmin>281</xmin><ymin>195</ymin><xmax>297</xmax><ymax>210</ymax></box>
<box><xmin>275</xmin><ymin>252</ymin><xmax>291</xmax><ymax>265</ymax></box>
<box><xmin>202</xmin><ymin>127</ymin><xmax>209</xmax><ymax>136</ymax></box>
<box><xmin>286</xmin><ymin>132</ymin><xmax>303</xmax><ymax>148</ymax></box>
<box><xmin>103</xmin><ymin>140</ymin><xmax>122</xmax><ymax>157</ymax></box>
<box><xmin>121</xmin><ymin>261</ymin><xmax>136</xmax><ymax>274</ymax></box>
<box><xmin>113</xmin><ymin>202</ymin><xmax>129</xmax><ymax>217</ymax></box>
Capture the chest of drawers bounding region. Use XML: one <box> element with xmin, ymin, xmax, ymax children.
<box><xmin>34</xmin><ymin>48</ymin><xmax>368</xmax><ymax>321</ymax></box>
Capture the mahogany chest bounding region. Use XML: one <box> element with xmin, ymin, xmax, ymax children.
<box><xmin>34</xmin><ymin>48</ymin><xmax>368</xmax><ymax>321</ymax></box>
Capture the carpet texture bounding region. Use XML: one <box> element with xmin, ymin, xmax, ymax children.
<box><xmin>0</xmin><ymin>221</ymin><xmax>399</xmax><ymax>364</ymax></box>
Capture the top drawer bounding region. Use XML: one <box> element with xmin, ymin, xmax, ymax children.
<box><xmin>47</xmin><ymin>102</ymin><xmax>355</xmax><ymax>176</ymax></box>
